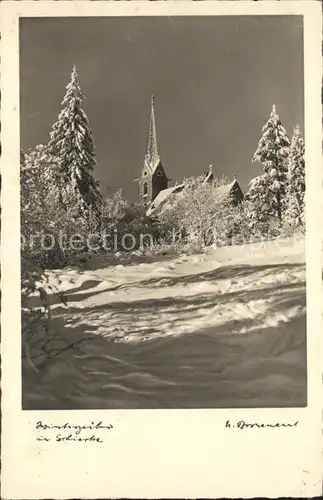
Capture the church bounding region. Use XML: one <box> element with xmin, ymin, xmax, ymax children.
<box><xmin>136</xmin><ymin>96</ymin><xmax>244</xmax><ymax>217</ymax></box>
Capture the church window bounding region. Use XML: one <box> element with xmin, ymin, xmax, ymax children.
<box><xmin>144</xmin><ymin>171</ymin><xmax>148</xmax><ymax>176</ymax></box>
<box><xmin>143</xmin><ymin>182</ymin><xmax>148</xmax><ymax>196</ymax></box>
<box><xmin>157</xmin><ymin>170</ymin><xmax>162</xmax><ymax>176</ymax></box>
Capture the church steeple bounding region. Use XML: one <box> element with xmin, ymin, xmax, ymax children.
<box><xmin>137</xmin><ymin>96</ymin><xmax>169</xmax><ymax>208</ymax></box>
<box><xmin>146</xmin><ymin>95</ymin><xmax>159</xmax><ymax>165</ymax></box>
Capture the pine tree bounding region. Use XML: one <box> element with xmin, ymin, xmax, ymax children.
<box><xmin>245</xmin><ymin>174</ymin><xmax>277</xmax><ymax>236</ymax></box>
<box><xmin>253</xmin><ymin>105</ymin><xmax>290</xmax><ymax>171</ymax></box>
<box><xmin>284</xmin><ymin>124</ymin><xmax>305</xmax><ymax>228</ymax></box>
<box><xmin>247</xmin><ymin>105</ymin><xmax>290</xmax><ymax>233</ymax></box>
<box><xmin>48</xmin><ymin>65</ymin><xmax>102</xmax><ymax>213</ymax></box>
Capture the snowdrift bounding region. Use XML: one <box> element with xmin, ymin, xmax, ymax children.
<box><xmin>23</xmin><ymin>236</ymin><xmax>306</xmax><ymax>409</ymax></box>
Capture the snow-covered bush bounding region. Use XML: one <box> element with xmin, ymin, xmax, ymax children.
<box><xmin>157</xmin><ymin>176</ymin><xmax>248</xmax><ymax>249</ymax></box>
<box><xmin>21</xmin><ymin>144</ymin><xmax>94</xmax><ymax>268</ymax></box>
<box><xmin>117</xmin><ymin>203</ymin><xmax>159</xmax><ymax>251</ymax></box>
<box><xmin>21</xmin><ymin>255</ymin><xmax>50</xmax><ymax>374</ymax></box>
<box><xmin>99</xmin><ymin>189</ymin><xmax>129</xmax><ymax>237</ymax></box>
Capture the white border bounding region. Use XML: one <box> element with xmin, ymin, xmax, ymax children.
<box><xmin>1</xmin><ymin>2</ymin><xmax>322</xmax><ymax>498</ymax></box>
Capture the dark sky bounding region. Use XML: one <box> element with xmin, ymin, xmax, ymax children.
<box><xmin>20</xmin><ymin>16</ymin><xmax>304</xmax><ymax>202</ymax></box>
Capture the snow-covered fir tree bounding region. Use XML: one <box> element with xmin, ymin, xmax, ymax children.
<box><xmin>284</xmin><ymin>124</ymin><xmax>305</xmax><ymax>228</ymax></box>
<box><xmin>48</xmin><ymin>65</ymin><xmax>102</xmax><ymax>213</ymax></box>
<box><xmin>247</xmin><ymin>105</ymin><xmax>290</xmax><ymax>234</ymax></box>
<box><xmin>252</xmin><ymin>105</ymin><xmax>290</xmax><ymax>172</ymax></box>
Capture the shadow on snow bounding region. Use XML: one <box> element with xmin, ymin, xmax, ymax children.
<box><xmin>23</xmin><ymin>264</ymin><xmax>307</xmax><ymax>410</ymax></box>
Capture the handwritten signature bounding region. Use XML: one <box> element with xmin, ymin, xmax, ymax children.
<box><xmin>225</xmin><ymin>420</ymin><xmax>299</xmax><ymax>430</ymax></box>
<box><xmin>36</xmin><ymin>420</ymin><xmax>113</xmax><ymax>443</ymax></box>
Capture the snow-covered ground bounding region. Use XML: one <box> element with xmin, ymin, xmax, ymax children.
<box><xmin>23</xmin><ymin>236</ymin><xmax>307</xmax><ymax>409</ymax></box>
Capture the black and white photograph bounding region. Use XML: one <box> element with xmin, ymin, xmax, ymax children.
<box><xmin>1</xmin><ymin>2</ymin><xmax>323</xmax><ymax>499</ymax></box>
<box><xmin>20</xmin><ymin>14</ymin><xmax>308</xmax><ymax>410</ymax></box>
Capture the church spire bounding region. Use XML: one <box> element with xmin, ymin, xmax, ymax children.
<box><xmin>137</xmin><ymin>95</ymin><xmax>168</xmax><ymax>207</ymax></box>
<box><xmin>145</xmin><ymin>94</ymin><xmax>159</xmax><ymax>165</ymax></box>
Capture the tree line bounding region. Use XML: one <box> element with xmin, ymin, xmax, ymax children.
<box><xmin>21</xmin><ymin>66</ymin><xmax>305</xmax><ymax>267</ymax></box>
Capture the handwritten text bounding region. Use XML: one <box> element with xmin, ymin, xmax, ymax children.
<box><xmin>225</xmin><ymin>420</ymin><xmax>299</xmax><ymax>430</ymax></box>
<box><xmin>35</xmin><ymin>420</ymin><xmax>113</xmax><ymax>443</ymax></box>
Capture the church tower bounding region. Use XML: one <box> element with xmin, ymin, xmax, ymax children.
<box><xmin>137</xmin><ymin>95</ymin><xmax>169</xmax><ymax>208</ymax></box>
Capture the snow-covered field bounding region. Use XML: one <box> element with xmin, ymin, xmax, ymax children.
<box><xmin>23</xmin><ymin>236</ymin><xmax>307</xmax><ymax>409</ymax></box>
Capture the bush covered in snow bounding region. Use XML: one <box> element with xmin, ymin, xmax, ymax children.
<box><xmin>21</xmin><ymin>144</ymin><xmax>97</xmax><ymax>268</ymax></box>
<box><xmin>21</xmin><ymin>255</ymin><xmax>50</xmax><ymax>375</ymax></box>
<box><xmin>156</xmin><ymin>175</ymin><xmax>251</xmax><ymax>249</ymax></box>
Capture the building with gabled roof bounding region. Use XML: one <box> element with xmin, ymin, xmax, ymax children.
<box><xmin>146</xmin><ymin>178</ymin><xmax>244</xmax><ymax>218</ymax></box>
<box><xmin>146</xmin><ymin>183</ymin><xmax>185</xmax><ymax>217</ymax></box>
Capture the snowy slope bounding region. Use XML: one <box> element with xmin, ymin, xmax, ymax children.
<box><xmin>23</xmin><ymin>236</ymin><xmax>306</xmax><ymax>409</ymax></box>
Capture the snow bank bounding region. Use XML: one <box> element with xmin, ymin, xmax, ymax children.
<box><xmin>23</xmin><ymin>236</ymin><xmax>306</xmax><ymax>409</ymax></box>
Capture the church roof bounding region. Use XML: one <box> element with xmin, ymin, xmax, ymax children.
<box><xmin>146</xmin><ymin>179</ymin><xmax>242</xmax><ymax>217</ymax></box>
<box><xmin>211</xmin><ymin>179</ymin><xmax>240</xmax><ymax>203</ymax></box>
<box><xmin>146</xmin><ymin>183</ymin><xmax>185</xmax><ymax>217</ymax></box>
<box><xmin>143</xmin><ymin>154</ymin><xmax>162</xmax><ymax>176</ymax></box>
